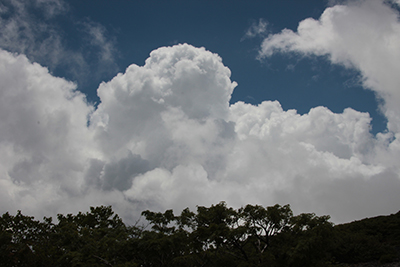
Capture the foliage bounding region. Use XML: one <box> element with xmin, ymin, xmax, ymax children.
<box><xmin>332</xmin><ymin>211</ymin><xmax>400</xmax><ymax>265</ymax></box>
<box><xmin>0</xmin><ymin>204</ymin><xmax>399</xmax><ymax>266</ymax></box>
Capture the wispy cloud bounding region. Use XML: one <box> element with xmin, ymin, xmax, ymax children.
<box><xmin>242</xmin><ymin>18</ymin><xmax>269</xmax><ymax>40</ymax></box>
<box><xmin>0</xmin><ymin>0</ymin><xmax>118</xmax><ymax>86</ymax></box>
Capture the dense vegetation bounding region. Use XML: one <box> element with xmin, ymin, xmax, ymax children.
<box><xmin>0</xmin><ymin>203</ymin><xmax>399</xmax><ymax>266</ymax></box>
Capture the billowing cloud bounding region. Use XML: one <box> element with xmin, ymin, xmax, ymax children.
<box><xmin>1</xmin><ymin>0</ymin><xmax>400</xmax><ymax>224</ymax></box>
<box><xmin>0</xmin><ymin>48</ymin><xmax>96</xmax><ymax>214</ymax></box>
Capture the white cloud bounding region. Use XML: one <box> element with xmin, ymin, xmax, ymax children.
<box><xmin>90</xmin><ymin>44</ymin><xmax>236</xmax><ymax>164</ymax></box>
<box><xmin>258</xmin><ymin>0</ymin><xmax>400</xmax><ymax>134</ymax></box>
<box><xmin>1</xmin><ymin>1</ymin><xmax>400</xmax><ymax>225</ymax></box>
<box><xmin>0</xmin><ymin>48</ymin><xmax>97</xmax><ymax>216</ymax></box>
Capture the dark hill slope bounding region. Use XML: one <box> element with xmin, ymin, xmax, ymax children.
<box><xmin>332</xmin><ymin>211</ymin><xmax>400</xmax><ymax>266</ymax></box>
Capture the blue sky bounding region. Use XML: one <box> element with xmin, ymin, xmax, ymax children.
<box><xmin>27</xmin><ymin>0</ymin><xmax>385</xmax><ymax>133</ymax></box>
<box><xmin>1</xmin><ymin>0</ymin><xmax>400</xmax><ymax>224</ymax></box>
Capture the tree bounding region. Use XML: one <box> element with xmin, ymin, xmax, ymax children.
<box><xmin>0</xmin><ymin>211</ymin><xmax>55</xmax><ymax>266</ymax></box>
<box><xmin>274</xmin><ymin>213</ymin><xmax>334</xmax><ymax>267</ymax></box>
<box><xmin>7</xmin><ymin>203</ymin><xmax>395</xmax><ymax>266</ymax></box>
<box><xmin>238</xmin><ymin>204</ymin><xmax>292</xmax><ymax>265</ymax></box>
<box><xmin>190</xmin><ymin>202</ymin><xmax>247</xmax><ymax>266</ymax></box>
<box><xmin>54</xmin><ymin>205</ymin><xmax>134</xmax><ymax>266</ymax></box>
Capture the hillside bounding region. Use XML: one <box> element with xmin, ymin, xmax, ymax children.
<box><xmin>332</xmin><ymin>211</ymin><xmax>400</xmax><ymax>266</ymax></box>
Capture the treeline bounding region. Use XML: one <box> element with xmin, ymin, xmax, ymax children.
<box><xmin>0</xmin><ymin>203</ymin><xmax>399</xmax><ymax>267</ymax></box>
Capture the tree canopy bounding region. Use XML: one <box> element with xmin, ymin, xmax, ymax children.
<box><xmin>0</xmin><ymin>203</ymin><xmax>399</xmax><ymax>266</ymax></box>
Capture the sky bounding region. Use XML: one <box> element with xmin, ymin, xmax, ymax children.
<box><xmin>0</xmin><ymin>0</ymin><xmax>399</xmax><ymax>224</ymax></box>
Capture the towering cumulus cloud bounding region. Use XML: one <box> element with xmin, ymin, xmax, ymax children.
<box><xmin>0</xmin><ymin>0</ymin><xmax>400</xmax><ymax>224</ymax></box>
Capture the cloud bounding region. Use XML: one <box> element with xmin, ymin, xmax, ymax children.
<box><xmin>1</xmin><ymin>0</ymin><xmax>400</xmax><ymax>225</ymax></box>
<box><xmin>0</xmin><ymin>48</ymin><xmax>96</xmax><ymax>214</ymax></box>
<box><xmin>79</xmin><ymin>19</ymin><xmax>119</xmax><ymax>77</ymax></box>
<box><xmin>0</xmin><ymin>0</ymin><xmax>65</xmax><ymax>66</ymax></box>
<box><xmin>258</xmin><ymin>0</ymin><xmax>400</xmax><ymax>134</ymax></box>
<box><xmin>243</xmin><ymin>18</ymin><xmax>269</xmax><ymax>40</ymax></box>
<box><xmin>0</xmin><ymin>0</ymin><xmax>118</xmax><ymax>86</ymax></box>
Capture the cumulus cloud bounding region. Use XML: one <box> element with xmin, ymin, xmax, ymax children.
<box><xmin>1</xmin><ymin>0</ymin><xmax>400</xmax><ymax>224</ymax></box>
<box><xmin>0</xmin><ymin>48</ymin><xmax>96</xmax><ymax>214</ymax></box>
